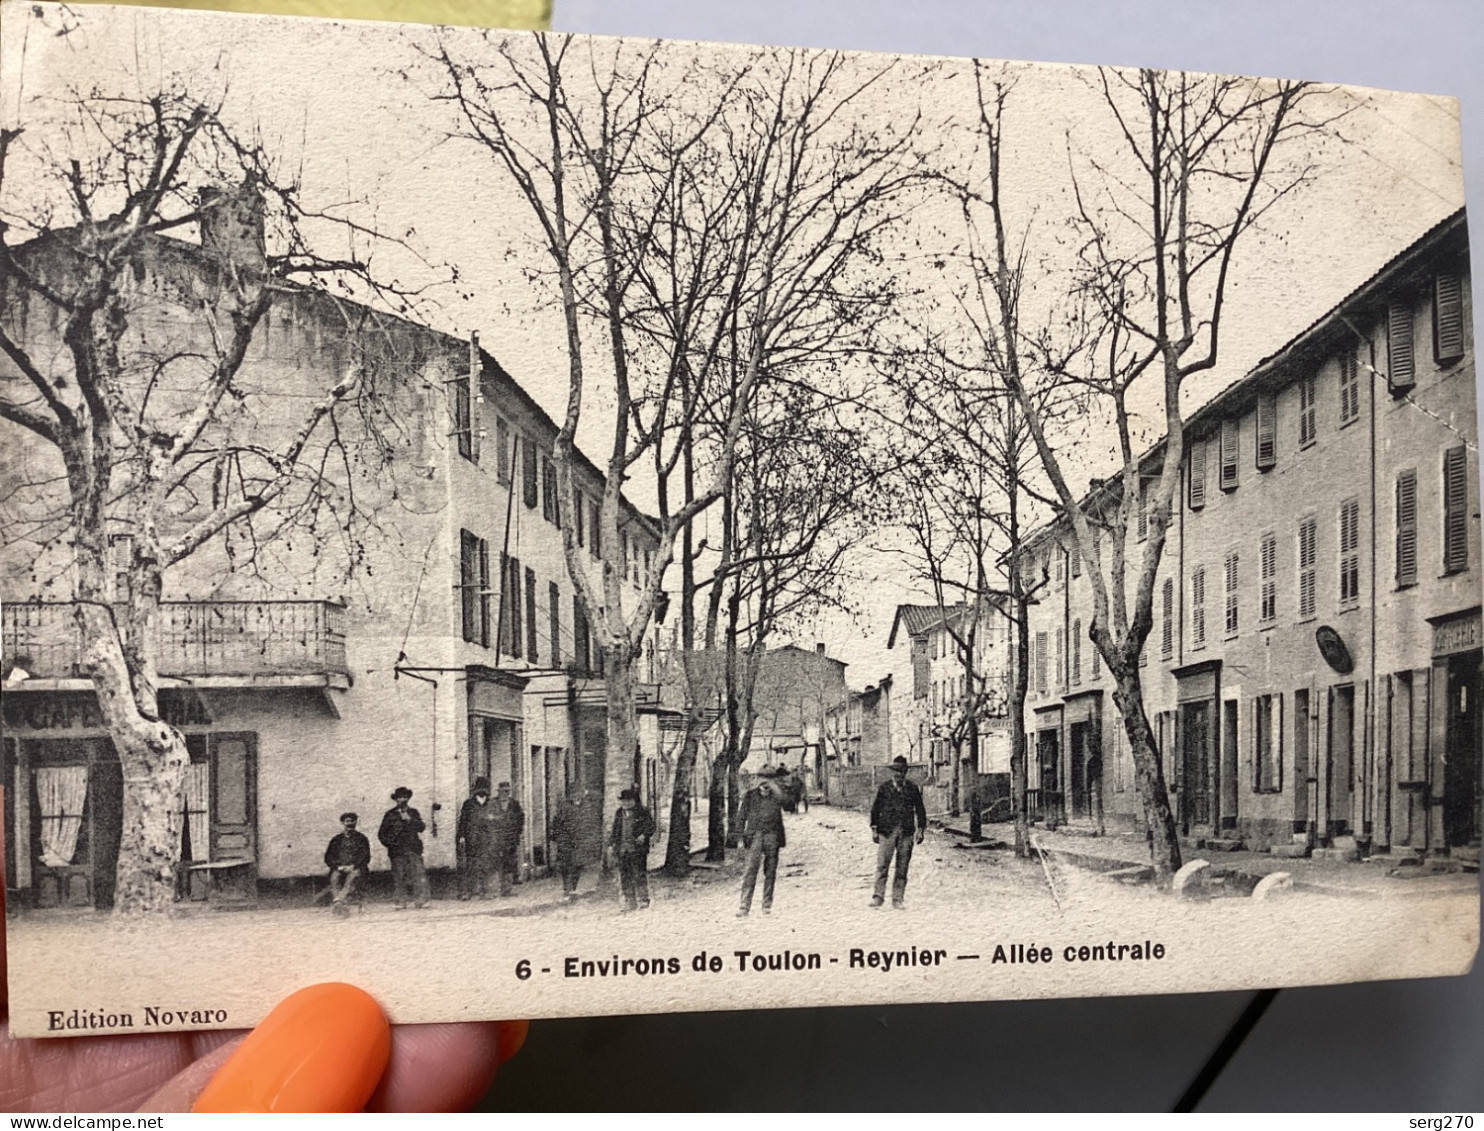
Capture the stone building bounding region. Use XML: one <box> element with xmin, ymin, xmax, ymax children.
<box><xmin>1018</xmin><ymin>210</ymin><xmax>1479</xmax><ymax>859</ymax></box>
<box><xmin>0</xmin><ymin>193</ymin><xmax>662</xmax><ymax>909</ymax></box>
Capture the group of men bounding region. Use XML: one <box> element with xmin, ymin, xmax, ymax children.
<box><xmin>320</xmin><ymin>753</ymin><xmax>930</xmax><ymax>918</ymax></box>
<box><xmin>736</xmin><ymin>754</ymin><xmax>928</xmax><ymax>916</ymax></box>
<box><xmin>319</xmin><ymin>779</ymin><xmax>658</xmax><ymax>915</ymax></box>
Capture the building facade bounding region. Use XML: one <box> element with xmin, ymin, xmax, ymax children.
<box><xmin>1019</xmin><ymin>211</ymin><xmax>1480</xmax><ymax>858</ymax></box>
<box><xmin>1</xmin><ymin>197</ymin><xmax>663</xmax><ymax>909</ymax></box>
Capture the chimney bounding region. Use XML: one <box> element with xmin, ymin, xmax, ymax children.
<box><xmin>198</xmin><ymin>182</ymin><xmax>266</xmax><ymax>271</ymax></box>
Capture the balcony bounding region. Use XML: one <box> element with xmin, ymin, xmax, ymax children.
<box><xmin>2</xmin><ymin>600</ymin><xmax>349</xmax><ymax>690</ymax></box>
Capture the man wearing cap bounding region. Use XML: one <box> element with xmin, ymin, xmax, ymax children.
<box><xmin>608</xmin><ymin>786</ymin><xmax>655</xmax><ymax>912</ymax></box>
<box><xmin>737</xmin><ymin>765</ymin><xmax>789</xmax><ymax>917</ymax></box>
<box><xmin>869</xmin><ymin>756</ymin><xmax>928</xmax><ymax>909</ymax></box>
<box><xmin>457</xmin><ymin>776</ymin><xmax>499</xmax><ymax>899</ymax></box>
<box><xmin>490</xmin><ymin>781</ymin><xmax>525</xmax><ymax>897</ymax></box>
<box><xmin>378</xmin><ymin>786</ymin><xmax>430</xmax><ymax>909</ymax></box>
<box><xmin>323</xmin><ymin>812</ymin><xmax>370</xmax><ymax>916</ymax></box>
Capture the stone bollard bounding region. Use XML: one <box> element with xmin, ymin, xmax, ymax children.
<box><xmin>1252</xmin><ymin>871</ymin><xmax>1293</xmax><ymax>901</ymax></box>
<box><xmin>1172</xmin><ymin>859</ymin><xmax>1211</xmax><ymax>898</ymax></box>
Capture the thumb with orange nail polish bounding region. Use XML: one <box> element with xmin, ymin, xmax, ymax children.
<box><xmin>193</xmin><ymin>983</ymin><xmax>392</xmax><ymax>1113</ymax></box>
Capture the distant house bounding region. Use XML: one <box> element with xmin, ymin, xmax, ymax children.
<box><xmin>823</xmin><ymin>675</ymin><xmax>893</xmax><ymax>768</ymax></box>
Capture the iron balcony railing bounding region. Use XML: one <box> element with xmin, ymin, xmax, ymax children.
<box><xmin>2</xmin><ymin>600</ymin><xmax>348</xmax><ymax>680</ymax></box>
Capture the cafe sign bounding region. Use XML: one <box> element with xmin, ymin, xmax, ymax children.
<box><xmin>1432</xmin><ymin>607</ymin><xmax>1482</xmax><ymax>658</ymax></box>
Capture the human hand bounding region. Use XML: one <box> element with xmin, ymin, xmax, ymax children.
<box><xmin>871</xmin><ymin>830</ymin><xmax>880</xmax><ymax>844</ymax></box>
<box><xmin>915</xmin><ymin>830</ymin><xmax>925</xmax><ymax>845</ymax></box>
<box><xmin>0</xmin><ymin>792</ymin><xmax>528</xmax><ymax>1113</ymax></box>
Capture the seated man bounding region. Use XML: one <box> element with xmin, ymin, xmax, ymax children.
<box><xmin>324</xmin><ymin>812</ymin><xmax>371</xmax><ymax>916</ymax></box>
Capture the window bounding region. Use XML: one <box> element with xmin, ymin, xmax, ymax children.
<box><xmin>501</xmin><ymin>553</ymin><xmax>523</xmax><ymax>658</ymax></box>
<box><xmin>1255</xmin><ymin>392</ymin><xmax>1278</xmax><ymax>470</ymax></box>
<box><xmin>1260</xmin><ymin>531</ymin><xmax>1278</xmax><ymax>624</ymax></box>
<box><xmin>541</xmin><ymin>457</ymin><xmax>558</xmax><ymax>524</ymax></box>
<box><xmin>1444</xmin><ymin>445</ymin><xmax>1470</xmax><ymax>574</ymax></box>
<box><xmin>549</xmin><ymin>582</ymin><xmax>562</xmax><ymax>667</ymax></box>
<box><xmin>1298</xmin><ymin>517</ymin><xmax>1317</xmax><ymax>620</ymax></box>
<box><xmin>495</xmin><ymin>418</ymin><xmax>511</xmax><ymax>485</ymax></box>
<box><xmin>1298</xmin><ymin>375</ymin><xmax>1317</xmax><ymax>447</ymax></box>
<box><xmin>522</xmin><ymin>439</ymin><xmax>539</xmax><ymax>509</ymax></box>
<box><xmin>1035</xmin><ymin>631</ymin><xmax>1048</xmax><ymax>695</ymax></box>
<box><xmin>1055</xmin><ymin>627</ymin><xmax>1065</xmax><ymax>689</ymax></box>
<box><xmin>573</xmin><ymin>594</ymin><xmax>590</xmax><ymax>675</ymax></box>
<box><xmin>459</xmin><ymin>530</ymin><xmax>490</xmax><ymax>647</ymax></box>
<box><xmin>1253</xmin><ymin>693</ymin><xmax>1283</xmax><ymax>793</ymax></box>
<box><xmin>452</xmin><ymin>373</ymin><xmax>473</xmax><ymax>461</ymax></box>
<box><xmin>1191</xmin><ymin>566</ymin><xmax>1207</xmax><ymax>649</ymax></box>
<box><xmin>1338</xmin><ymin>350</ymin><xmax>1360</xmax><ymax>425</ymax></box>
<box><xmin>1071</xmin><ymin>619</ymin><xmax>1082</xmax><ymax>686</ymax></box>
<box><xmin>1188</xmin><ymin>438</ymin><xmax>1207</xmax><ymax>510</ymax></box>
<box><xmin>1224</xmin><ymin>551</ymin><xmax>1240</xmax><ymax>636</ymax></box>
<box><xmin>1161</xmin><ymin>577</ymin><xmax>1174</xmax><ymax>660</ymax></box>
<box><xmin>1387</xmin><ymin>301</ymin><xmax>1416</xmax><ymax>393</ymax></box>
<box><xmin>1054</xmin><ymin>550</ymin><xmax>1065</xmax><ymax>586</ymax></box>
<box><xmin>525</xmin><ymin>567</ymin><xmax>538</xmax><ymax>661</ymax></box>
<box><xmin>1396</xmin><ymin>469</ymin><xmax>1418</xmax><ymax>587</ymax></box>
<box><xmin>1090</xmin><ymin>635</ymin><xmax>1100</xmax><ymax>678</ymax></box>
<box><xmin>35</xmin><ymin>764</ymin><xmax>89</xmax><ymax>869</ymax></box>
<box><xmin>1339</xmin><ymin>498</ymin><xmax>1360</xmax><ymax>605</ymax></box>
<box><xmin>1434</xmin><ymin>272</ymin><xmax>1465</xmax><ymax>363</ymax></box>
<box><xmin>1219</xmin><ymin>419</ymin><xmax>1239</xmax><ymax>491</ymax></box>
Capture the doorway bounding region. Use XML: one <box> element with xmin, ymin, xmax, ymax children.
<box><xmin>1179</xmin><ymin>700</ymin><xmax>1214</xmax><ymax>832</ymax></box>
<box><xmin>1444</xmin><ymin>652</ymin><xmax>1482</xmax><ymax>847</ymax></box>
<box><xmin>1327</xmin><ymin>685</ymin><xmax>1355</xmax><ymax>836</ymax></box>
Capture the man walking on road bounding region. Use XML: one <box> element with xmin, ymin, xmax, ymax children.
<box><xmin>737</xmin><ymin>765</ymin><xmax>789</xmax><ymax>917</ymax></box>
<box><xmin>870</xmin><ymin>756</ymin><xmax>927</xmax><ymax>909</ymax></box>
<box><xmin>609</xmin><ymin>787</ymin><xmax>655</xmax><ymax>912</ymax></box>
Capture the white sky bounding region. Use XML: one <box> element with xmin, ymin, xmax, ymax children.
<box><xmin>1</xmin><ymin>2</ymin><xmax>1465</xmax><ymax>688</ymax></box>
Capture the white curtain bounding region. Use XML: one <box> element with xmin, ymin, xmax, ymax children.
<box><xmin>182</xmin><ymin>761</ymin><xmax>210</xmax><ymax>862</ymax></box>
<box><xmin>36</xmin><ymin>765</ymin><xmax>88</xmax><ymax>868</ymax></box>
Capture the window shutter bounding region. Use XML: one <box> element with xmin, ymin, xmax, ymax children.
<box><xmin>1395</xmin><ymin>469</ymin><xmax>1418</xmax><ymax>586</ymax></box>
<box><xmin>1434</xmin><ymin>272</ymin><xmax>1465</xmax><ymax>363</ymax></box>
<box><xmin>522</xmin><ymin>439</ymin><xmax>539</xmax><ymax>509</ymax></box>
<box><xmin>1191</xmin><ymin>566</ymin><xmax>1206</xmax><ymax>647</ymax></box>
<box><xmin>495</xmin><ymin>418</ymin><xmax>511</xmax><ymax>484</ymax></box>
<box><xmin>1188</xmin><ymin>439</ymin><xmax>1207</xmax><ymax>510</ymax></box>
<box><xmin>1387</xmin><ymin>301</ymin><xmax>1416</xmax><ymax>393</ymax></box>
<box><xmin>1299</xmin><ymin>376</ymin><xmax>1317</xmax><ymax>447</ymax></box>
<box><xmin>1443</xmin><ymin>445</ymin><xmax>1470</xmax><ymax>573</ymax></box>
<box><xmin>549</xmin><ymin>582</ymin><xmax>562</xmax><ymax>666</ymax></box>
<box><xmin>1339</xmin><ymin>352</ymin><xmax>1360</xmax><ymax>424</ymax></box>
<box><xmin>1260</xmin><ymin>531</ymin><xmax>1277</xmax><ymax>622</ymax></box>
<box><xmin>1256</xmin><ymin>393</ymin><xmax>1277</xmax><ymax>469</ymax></box>
<box><xmin>1224</xmin><ymin>550</ymin><xmax>1239</xmax><ymax>635</ymax></box>
<box><xmin>525</xmin><ymin>567</ymin><xmax>538</xmax><ymax>660</ymax></box>
<box><xmin>1339</xmin><ymin>499</ymin><xmax>1360</xmax><ymax>603</ymax></box>
<box><xmin>1298</xmin><ymin>518</ymin><xmax>1317</xmax><ymax>620</ymax></box>
<box><xmin>573</xmin><ymin>593</ymin><xmax>589</xmax><ymax>675</ymax></box>
<box><xmin>1220</xmin><ymin>420</ymin><xmax>1239</xmax><ymax>490</ymax></box>
<box><xmin>1161</xmin><ymin>578</ymin><xmax>1174</xmax><ymax>659</ymax></box>
<box><xmin>575</xmin><ymin>494</ymin><xmax>586</xmax><ymax>548</ymax></box>
<box><xmin>1072</xmin><ymin>619</ymin><xmax>1081</xmax><ymax>685</ymax></box>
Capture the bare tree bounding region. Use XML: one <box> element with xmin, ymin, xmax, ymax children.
<box><xmin>430</xmin><ymin>32</ymin><xmax>925</xmax><ymax>831</ymax></box>
<box><xmin>981</xmin><ymin>66</ymin><xmax>1334</xmax><ymax>880</ymax></box>
<box><xmin>0</xmin><ymin>77</ymin><xmax>428</xmax><ymax>913</ymax></box>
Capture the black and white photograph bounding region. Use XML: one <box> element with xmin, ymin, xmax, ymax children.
<box><xmin>0</xmin><ymin>0</ymin><xmax>1477</xmax><ymax>1039</ymax></box>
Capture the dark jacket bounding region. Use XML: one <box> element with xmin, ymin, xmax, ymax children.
<box><xmin>551</xmin><ymin>795</ymin><xmax>603</xmax><ymax>864</ymax></box>
<box><xmin>490</xmin><ymin>798</ymin><xmax>524</xmax><ymax>854</ymax></box>
<box><xmin>609</xmin><ymin>803</ymin><xmax>655</xmax><ymax>857</ymax></box>
<box><xmin>457</xmin><ymin>796</ymin><xmax>500</xmax><ymax>856</ymax></box>
<box><xmin>324</xmin><ymin>829</ymin><xmax>371</xmax><ymax>875</ymax></box>
<box><xmin>738</xmin><ymin>783</ymin><xmax>787</xmax><ymax>849</ymax></box>
<box><xmin>378</xmin><ymin>805</ymin><xmax>426</xmax><ymax>856</ymax></box>
<box><xmin>870</xmin><ymin>777</ymin><xmax>927</xmax><ymax>837</ymax></box>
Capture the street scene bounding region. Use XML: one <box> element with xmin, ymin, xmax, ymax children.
<box><xmin>0</xmin><ymin>3</ymin><xmax>1478</xmax><ymax>1033</ymax></box>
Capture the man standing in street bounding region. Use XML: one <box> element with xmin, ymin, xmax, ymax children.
<box><xmin>323</xmin><ymin>812</ymin><xmax>370</xmax><ymax>916</ymax></box>
<box><xmin>378</xmin><ymin>786</ymin><xmax>430</xmax><ymax>909</ymax></box>
<box><xmin>737</xmin><ymin>765</ymin><xmax>789</xmax><ymax>917</ymax></box>
<box><xmin>456</xmin><ymin>776</ymin><xmax>498</xmax><ymax>899</ymax></box>
<box><xmin>551</xmin><ymin>783</ymin><xmax>602</xmax><ymax>899</ymax></box>
<box><xmin>490</xmin><ymin>781</ymin><xmax>524</xmax><ymax>897</ymax></box>
<box><xmin>869</xmin><ymin>756</ymin><xmax>927</xmax><ymax>909</ymax></box>
<box><xmin>608</xmin><ymin>786</ymin><xmax>654</xmax><ymax>912</ymax></box>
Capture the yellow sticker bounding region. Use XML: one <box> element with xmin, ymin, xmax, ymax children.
<box><xmin>66</xmin><ymin>0</ymin><xmax>551</xmax><ymax>30</ymax></box>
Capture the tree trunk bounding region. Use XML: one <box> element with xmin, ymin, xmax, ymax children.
<box><xmin>967</xmin><ymin>716</ymin><xmax>983</xmax><ymax>842</ymax></box>
<box><xmin>603</xmin><ymin>641</ymin><xmax>641</xmax><ymax>817</ymax></box>
<box><xmin>705</xmin><ymin>752</ymin><xmax>728</xmax><ymax>862</ymax></box>
<box><xmin>77</xmin><ymin>602</ymin><xmax>187</xmax><ymax>917</ymax></box>
<box><xmin>663</xmin><ymin>718</ymin><xmax>702</xmax><ymax>874</ymax></box>
<box><xmin>1011</xmin><ymin>610</ymin><xmax>1031</xmax><ymax>858</ymax></box>
<box><xmin>1110</xmin><ymin>665</ymin><xmax>1182</xmax><ymax>882</ymax></box>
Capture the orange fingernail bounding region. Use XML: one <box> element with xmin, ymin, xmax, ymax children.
<box><xmin>193</xmin><ymin>983</ymin><xmax>391</xmax><ymax>1113</ymax></box>
<box><xmin>497</xmin><ymin>1019</ymin><xmax>530</xmax><ymax>1063</ymax></box>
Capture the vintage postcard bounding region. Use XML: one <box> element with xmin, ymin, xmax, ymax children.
<box><xmin>0</xmin><ymin>2</ymin><xmax>1477</xmax><ymax>1038</ymax></box>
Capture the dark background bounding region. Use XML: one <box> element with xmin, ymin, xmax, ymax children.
<box><xmin>485</xmin><ymin>0</ymin><xmax>1484</xmax><ymax>1111</ymax></box>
